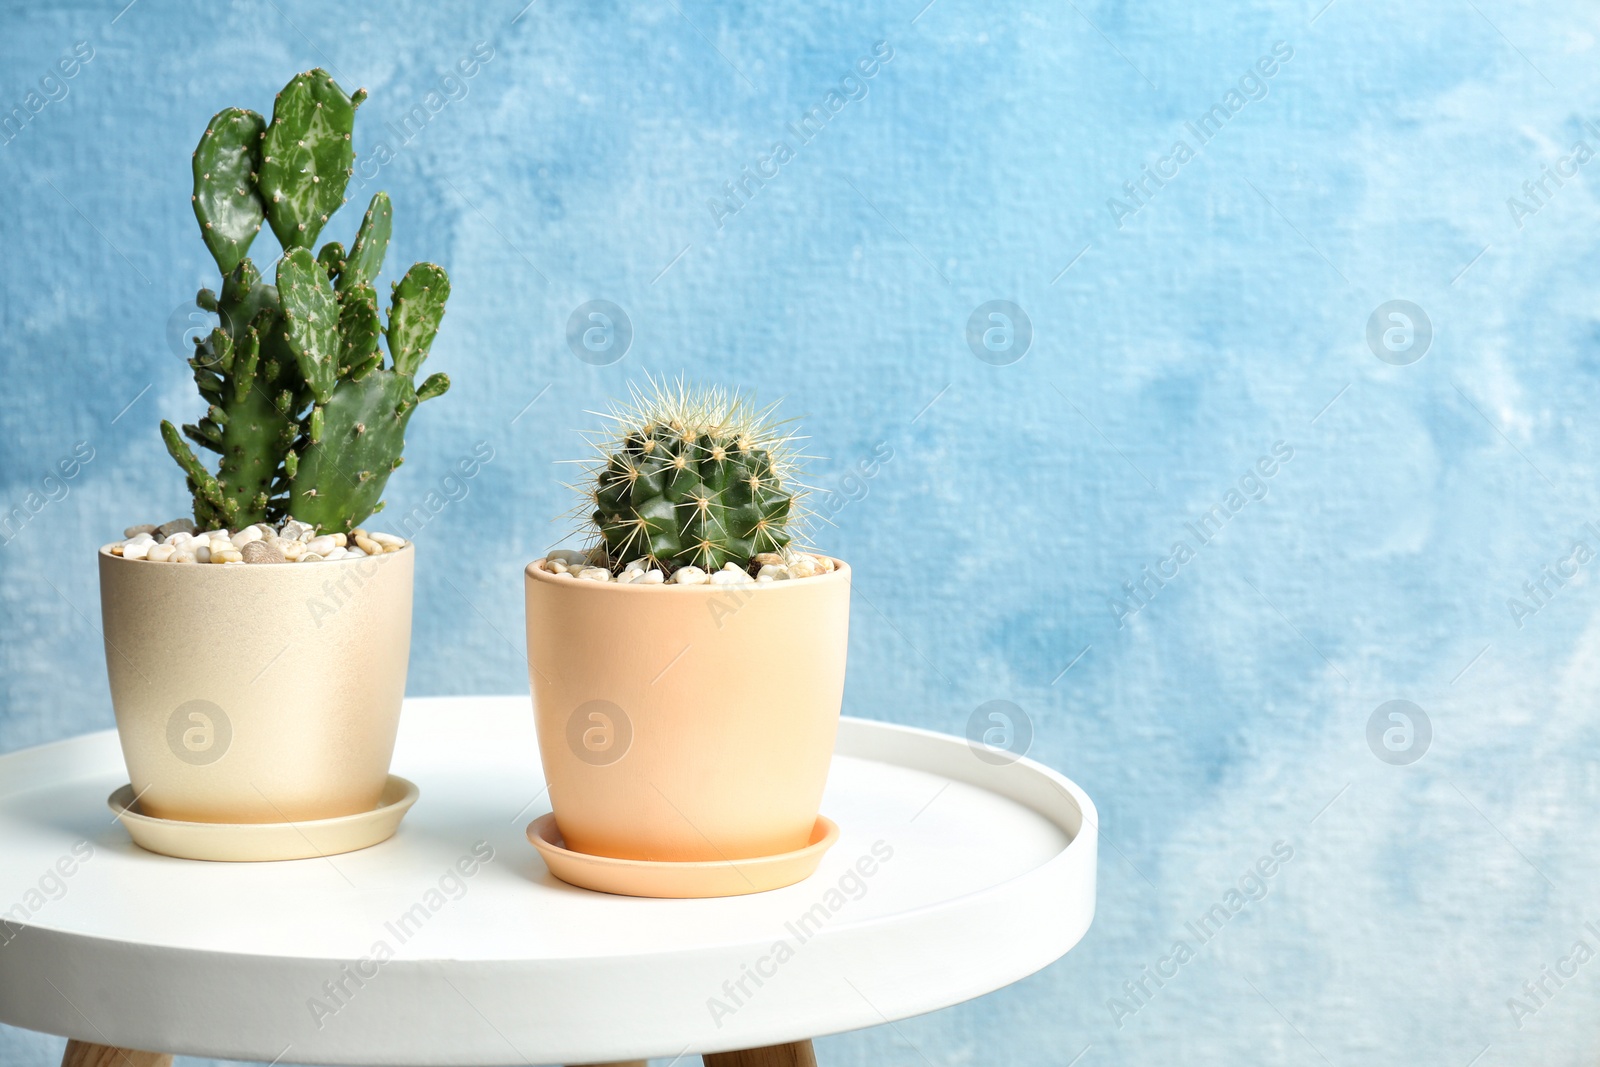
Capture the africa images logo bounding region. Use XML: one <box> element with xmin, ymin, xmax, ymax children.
<box><xmin>166</xmin><ymin>700</ymin><xmax>231</xmax><ymax>766</ymax></box>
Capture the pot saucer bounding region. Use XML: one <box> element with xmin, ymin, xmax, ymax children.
<box><xmin>108</xmin><ymin>775</ymin><xmax>419</xmax><ymax>862</ymax></box>
<box><xmin>526</xmin><ymin>813</ymin><xmax>839</xmax><ymax>898</ymax></box>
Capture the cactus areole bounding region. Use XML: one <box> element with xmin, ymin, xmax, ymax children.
<box><xmin>575</xmin><ymin>380</ymin><xmax>812</xmax><ymax>574</ymax></box>
<box><xmin>165</xmin><ymin>69</ymin><xmax>450</xmax><ymax>536</ymax></box>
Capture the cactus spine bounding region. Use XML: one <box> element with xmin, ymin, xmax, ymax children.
<box><xmin>164</xmin><ymin>69</ymin><xmax>450</xmax><ymax>534</ymax></box>
<box><xmin>577</xmin><ymin>381</ymin><xmax>810</xmax><ymax>573</ymax></box>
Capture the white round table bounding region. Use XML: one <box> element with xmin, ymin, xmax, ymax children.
<box><xmin>0</xmin><ymin>696</ymin><xmax>1096</xmax><ymax>1066</ymax></box>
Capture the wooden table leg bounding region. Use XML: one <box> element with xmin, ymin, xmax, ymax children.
<box><xmin>704</xmin><ymin>1041</ymin><xmax>818</xmax><ymax>1067</ymax></box>
<box><xmin>61</xmin><ymin>1040</ymin><xmax>172</xmax><ymax>1067</ymax></box>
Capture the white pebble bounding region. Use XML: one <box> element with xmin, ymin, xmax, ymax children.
<box><xmin>639</xmin><ymin>569</ymin><xmax>665</xmax><ymax>584</ymax></box>
<box><xmin>710</xmin><ymin>569</ymin><xmax>752</xmax><ymax>585</ymax></box>
<box><xmin>671</xmin><ymin>566</ymin><xmax>709</xmax><ymax>585</ymax></box>
<box><xmin>280</xmin><ymin>539</ymin><xmax>307</xmax><ymax>561</ymax></box>
<box><xmin>576</xmin><ymin>567</ymin><xmax>612</xmax><ymax>582</ymax></box>
<box><xmin>300</xmin><ymin>552</ymin><xmax>324</xmax><ymax>563</ymax></box>
<box><xmin>121</xmin><ymin>540</ymin><xmax>151</xmax><ymax>560</ymax></box>
<box><xmin>547</xmin><ymin>549</ymin><xmax>587</xmax><ymax>565</ymax></box>
<box><xmin>193</xmin><ymin>544</ymin><xmax>211</xmax><ymax>564</ymax></box>
<box><xmin>548</xmin><ymin>559</ymin><xmax>571</xmax><ymax>574</ymax></box>
<box><xmin>306</xmin><ymin>535</ymin><xmax>337</xmax><ymax>556</ymax></box>
<box><xmin>163</xmin><ymin>531</ymin><xmax>194</xmax><ymax>546</ymax></box>
<box><xmin>231</xmin><ymin>526</ymin><xmax>264</xmax><ymax>548</ymax></box>
<box><xmin>279</xmin><ymin>520</ymin><xmax>315</xmax><ymax>542</ymax></box>
<box><xmin>211</xmin><ymin>547</ymin><xmax>243</xmax><ymax>564</ymax></box>
<box><xmin>757</xmin><ymin>564</ymin><xmax>791</xmax><ymax>581</ymax></box>
<box><xmin>125</xmin><ymin>532</ymin><xmax>155</xmax><ymax>546</ymax></box>
<box><xmin>147</xmin><ymin>543</ymin><xmax>176</xmax><ymax>563</ymax></box>
<box><xmin>155</xmin><ymin>520</ymin><xmax>194</xmax><ymax>540</ymax></box>
<box><xmin>371</xmin><ymin>532</ymin><xmax>405</xmax><ymax>547</ymax></box>
<box><xmin>323</xmin><ymin>546</ymin><xmax>349</xmax><ymax>561</ymax></box>
<box><xmin>552</xmin><ymin>570</ymin><xmax>575</xmax><ymax>579</ymax></box>
<box><xmin>172</xmin><ymin>549</ymin><xmax>197</xmax><ymax>564</ymax></box>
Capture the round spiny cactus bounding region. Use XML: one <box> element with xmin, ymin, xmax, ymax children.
<box><xmin>573</xmin><ymin>380</ymin><xmax>810</xmax><ymax>573</ymax></box>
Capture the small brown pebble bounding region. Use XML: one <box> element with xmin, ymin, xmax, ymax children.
<box><xmin>156</xmin><ymin>518</ymin><xmax>196</xmax><ymax>540</ymax></box>
<box><xmin>123</xmin><ymin>524</ymin><xmax>158</xmax><ymax>539</ymax></box>
<box><xmin>241</xmin><ymin>540</ymin><xmax>286</xmax><ymax>564</ymax></box>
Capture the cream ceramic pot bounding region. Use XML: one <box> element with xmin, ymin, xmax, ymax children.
<box><xmin>99</xmin><ymin>544</ymin><xmax>414</xmax><ymax>823</ymax></box>
<box><xmin>524</xmin><ymin>559</ymin><xmax>850</xmax><ymax>862</ymax></box>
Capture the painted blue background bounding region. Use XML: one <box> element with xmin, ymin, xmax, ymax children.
<box><xmin>4</xmin><ymin>0</ymin><xmax>1599</xmax><ymax>1063</ymax></box>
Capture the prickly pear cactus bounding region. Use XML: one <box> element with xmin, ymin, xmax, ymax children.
<box><xmin>191</xmin><ymin>107</ymin><xmax>265</xmax><ymax>275</ymax></box>
<box><xmin>162</xmin><ymin>69</ymin><xmax>450</xmax><ymax>534</ymax></box>
<box><xmin>282</xmin><ymin>257</ymin><xmax>451</xmax><ymax>534</ymax></box>
<box><xmin>257</xmin><ymin>70</ymin><xmax>363</xmax><ymax>252</ymax></box>
<box><xmin>578</xmin><ymin>381</ymin><xmax>808</xmax><ymax>572</ymax></box>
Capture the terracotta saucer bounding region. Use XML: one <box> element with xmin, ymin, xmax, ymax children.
<box><xmin>526</xmin><ymin>813</ymin><xmax>839</xmax><ymax>898</ymax></box>
<box><xmin>108</xmin><ymin>775</ymin><xmax>419</xmax><ymax>862</ymax></box>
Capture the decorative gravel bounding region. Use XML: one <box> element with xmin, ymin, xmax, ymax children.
<box><xmin>108</xmin><ymin>518</ymin><xmax>406</xmax><ymax>564</ymax></box>
<box><xmin>534</xmin><ymin>549</ymin><xmax>836</xmax><ymax>585</ymax></box>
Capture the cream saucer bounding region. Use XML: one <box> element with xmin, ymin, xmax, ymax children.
<box><xmin>108</xmin><ymin>775</ymin><xmax>419</xmax><ymax>862</ymax></box>
<box><xmin>526</xmin><ymin>813</ymin><xmax>839</xmax><ymax>898</ymax></box>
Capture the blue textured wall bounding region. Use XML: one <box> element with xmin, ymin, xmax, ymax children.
<box><xmin>4</xmin><ymin>0</ymin><xmax>1599</xmax><ymax>1064</ymax></box>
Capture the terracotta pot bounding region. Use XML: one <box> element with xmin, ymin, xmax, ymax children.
<box><xmin>524</xmin><ymin>559</ymin><xmax>850</xmax><ymax>862</ymax></box>
<box><xmin>98</xmin><ymin>544</ymin><xmax>414</xmax><ymax>823</ymax></box>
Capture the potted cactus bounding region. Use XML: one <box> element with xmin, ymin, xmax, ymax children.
<box><xmin>99</xmin><ymin>69</ymin><xmax>451</xmax><ymax>829</ymax></box>
<box><xmin>523</xmin><ymin>382</ymin><xmax>851</xmax><ymax>891</ymax></box>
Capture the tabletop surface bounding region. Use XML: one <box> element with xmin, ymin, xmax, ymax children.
<box><xmin>0</xmin><ymin>695</ymin><xmax>1097</xmax><ymax>1065</ymax></box>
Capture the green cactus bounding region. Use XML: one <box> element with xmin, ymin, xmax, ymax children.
<box><xmin>162</xmin><ymin>69</ymin><xmax>450</xmax><ymax>534</ymax></box>
<box><xmin>163</xmin><ymin>317</ymin><xmax>296</xmax><ymax>531</ymax></box>
<box><xmin>190</xmin><ymin>107</ymin><xmax>265</xmax><ymax>275</ymax></box>
<box><xmin>257</xmin><ymin>70</ymin><xmax>362</xmax><ymax>252</ymax></box>
<box><xmin>339</xmin><ymin>191</ymin><xmax>391</xmax><ymax>295</ymax></box>
<box><xmin>281</xmin><ymin>260</ymin><xmax>452</xmax><ymax>534</ymax></box>
<box><xmin>578</xmin><ymin>381</ymin><xmax>808</xmax><ymax>573</ymax></box>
